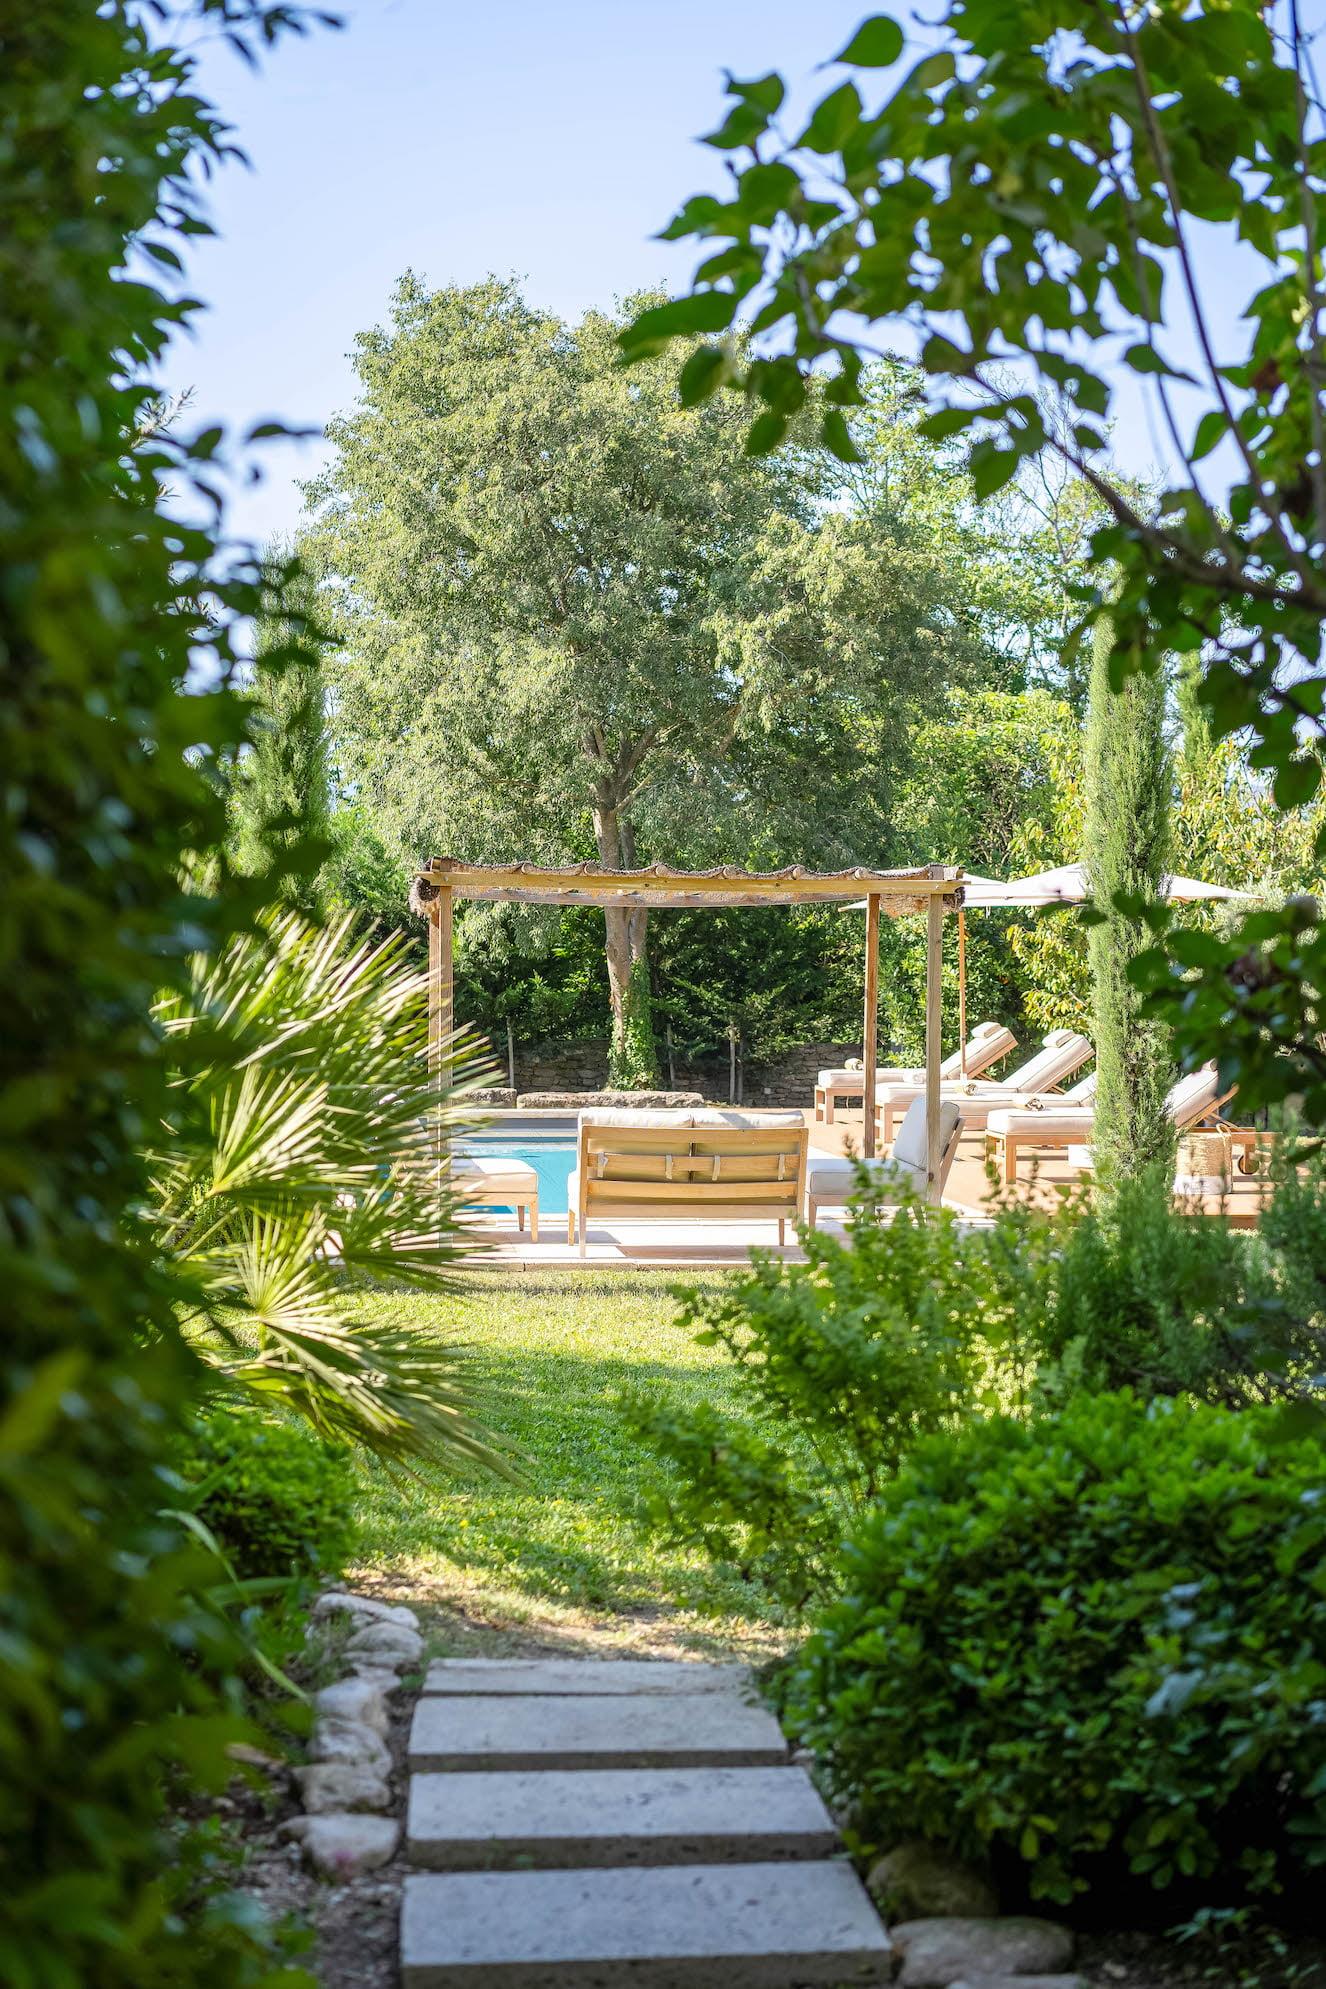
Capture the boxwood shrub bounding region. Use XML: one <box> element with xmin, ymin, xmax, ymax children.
<box><xmin>787</xmin><ymin>1393</ymin><xmax>1326</xmax><ymax>1908</ymax></box>
<box><xmin>188</xmin><ymin>1411</ymin><xmax>359</xmax><ymax>1582</ymax></box>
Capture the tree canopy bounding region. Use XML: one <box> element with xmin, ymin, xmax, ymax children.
<box><xmin>308</xmin><ymin>278</ymin><xmax>1060</xmax><ymax>1076</ymax></box>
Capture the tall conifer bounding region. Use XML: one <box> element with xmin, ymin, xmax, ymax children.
<box><xmin>1084</xmin><ymin>610</ymin><xmax>1176</xmax><ymax>1188</ymax></box>
<box><xmin>231</xmin><ymin>546</ymin><xmax>331</xmax><ymax>916</ymax></box>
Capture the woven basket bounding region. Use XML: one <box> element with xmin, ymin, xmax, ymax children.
<box><xmin>1177</xmin><ymin>1129</ymin><xmax>1232</xmax><ymax>1178</ymax></box>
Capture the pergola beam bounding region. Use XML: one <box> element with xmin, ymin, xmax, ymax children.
<box><xmin>418</xmin><ymin>856</ymin><xmax>961</xmax><ymax>912</ymax></box>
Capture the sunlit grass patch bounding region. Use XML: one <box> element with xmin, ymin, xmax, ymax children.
<box><xmin>350</xmin><ymin>1269</ymin><xmax>790</xmax><ymax>1660</ymax></box>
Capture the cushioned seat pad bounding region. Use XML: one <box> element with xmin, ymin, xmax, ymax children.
<box><xmin>454</xmin><ymin>1157</ymin><xmax>538</xmax><ymax>1193</ymax></box>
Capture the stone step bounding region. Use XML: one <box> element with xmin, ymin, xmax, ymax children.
<box><xmin>423</xmin><ymin>1657</ymin><xmax>750</xmax><ymax>1697</ymax></box>
<box><xmin>400</xmin><ymin>1860</ymin><xmax>891</xmax><ymax>1987</ymax></box>
<box><xmin>407</xmin><ymin>1764</ymin><xmax>837</xmax><ymax>1870</ymax></box>
<box><xmin>409</xmin><ymin>1691</ymin><xmax>788</xmax><ymax>1773</ymax></box>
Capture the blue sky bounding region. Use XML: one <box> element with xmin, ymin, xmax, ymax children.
<box><xmin>168</xmin><ymin>0</ymin><xmax>878</xmax><ymax>547</ymax></box>
<box><xmin>165</xmin><ymin>0</ymin><xmax>1309</xmax><ymax>553</ymax></box>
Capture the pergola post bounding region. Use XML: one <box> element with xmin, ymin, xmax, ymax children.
<box><xmin>862</xmin><ymin>891</ymin><xmax>881</xmax><ymax>1159</ymax></box>
<box><xmin>427</xmin><ymin>884</ymin><xmax>453</xmax><ymax>1078</ymax></box>
<box><xmin>925</xmin><ymin>868</ymin><xmax>945</xmax><ymax>1204</ymax></box>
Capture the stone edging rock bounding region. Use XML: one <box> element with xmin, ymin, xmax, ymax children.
<box><xmin>279</xmin><ymin>1590</ymin><xmax>424</xmax><ymax>1880</ymax></box>
<box><xmin>863</xmin><ymin>1840</ymin><xmax>1083</xmax><ymax>1987</ymax></box>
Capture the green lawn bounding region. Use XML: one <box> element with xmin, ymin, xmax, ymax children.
<box><xmin>350</xmin><ymin>1270</ymin><xmax>788</xmax><ymax>1662</ymax></box>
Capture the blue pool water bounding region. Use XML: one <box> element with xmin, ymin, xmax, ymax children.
<box><xmin>457</xmin><ymin>1139</ymin><xmax>576</xmax><ymax>1216</ymax></box>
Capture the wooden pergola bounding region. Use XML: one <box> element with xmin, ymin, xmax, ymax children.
<box><xmin>412</xmin><ymin>858</ymin><xmax>966</xmax><ymax>1201</ymax></box>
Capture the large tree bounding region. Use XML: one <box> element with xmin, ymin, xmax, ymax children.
<box><xmin>307</xmin><ymin>279</ymin><xmax>1002</xmax><ymax>1082</ymax></box>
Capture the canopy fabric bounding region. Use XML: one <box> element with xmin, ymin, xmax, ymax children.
<box><xmin>848</xmin><ymin>865</ymin><xmax>1251</xmax><ymax>911</ymax></box>
<box><xmin>960</xmin><ymin>862</ymin><xmax>1253</xmax><ymax>908</ymax></box>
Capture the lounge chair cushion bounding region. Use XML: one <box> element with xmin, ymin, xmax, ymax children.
<box><xmin>986</xmin><ymin>1103</ymin><xmax>1094</xmax><ymax>1140</ymax></box>
<box><xmin>817</xmin><ymin>1022</ymin><xmax>1017</xmax><ymax>1092</ymax></box>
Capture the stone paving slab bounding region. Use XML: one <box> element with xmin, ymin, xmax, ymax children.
<box><xmin>399</xmin><ymin>1860</ymin><xmax>891</xmax><ymax>1986</ymax></box>
<box><xmin>409</xmin><ymin>1692</ymin><xmax>788</xmax><ymax>1772</ymax></box>
<box><xmin>407</xmin><ymin>1764</ymin><xmax>837</xmax><ymax>1869</ymax></box>
<box><xmin>423</xmin><ymin>1658</ymin><xmax>752</xmax><ymax>1697</ymax></box>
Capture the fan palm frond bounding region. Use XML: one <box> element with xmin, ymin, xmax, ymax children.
<box><xmin>153</xmin><ymin>908</ymin><xmax>509</xmax><ymax>1473</ymax></box>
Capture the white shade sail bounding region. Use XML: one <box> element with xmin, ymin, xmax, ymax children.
<box><xmin>960</xmin><ymin>862</ymin><xmax>1253</xmax><ymax>908</ymax></box>
<box><xmin>848</xmin><ymin>864</ymin><xmax>1252</xmax><ymax>911</ymax></box>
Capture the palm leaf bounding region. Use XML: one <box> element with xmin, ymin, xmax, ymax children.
<box><xmin>152</xmin><ymin>907</ymin><xmax>507</xmax><ymax>1471</ymax></box>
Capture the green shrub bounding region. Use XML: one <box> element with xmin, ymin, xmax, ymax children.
<box><xmin>0</xmin><ymin>4</ymin><xmax>320</xmax><ymax>1980</ymax></box>
<box><xmin>1037</xmin><ymin>1163</ymin><xmax>1326</xmax><ymax>1409</ymax></box>
<box><xmin>188</xmin><ymin>1412</ymin><xmax>359</xmax><ymax>1582</ymax></box>
<box><xmin>621</xmin><ymin>1193</ymin><xmax>983</xmax><ymax>1610</ymax></box>
<box><xmin>1037</xmin><ymin>1167</ymin><xmax>1267</xmax><ymax>1404</ymax></box>
<box><xmin>788</xmin><ymin>1393</ymin><xmax>1326</xmax><ymax>1907</ymax></box>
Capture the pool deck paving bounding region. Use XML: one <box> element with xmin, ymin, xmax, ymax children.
<box><xmin>399</xmin><ymin>1657</ymin><xmax>891</xmax><ymax>1987</ymax></box>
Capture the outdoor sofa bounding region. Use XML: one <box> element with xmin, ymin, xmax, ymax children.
<box><xmin>567</xmin><ymin>1107</ymin><xmax>807</xmax><ymax>1257</ymax></box>
<box><xmin>872</xmin><ymin>1028</ymin><xmax>1095</xmax><ymax>1146</ymax></box>
<box><xmin>805</xmin><ymin>1095</ymin><xmax>963</xmax><ymax>1227</ymax></box>
<box><xmin>813</xmin><ymin>1020</ymin><xmax>1016</xmax><ymax>1123</ymax></box>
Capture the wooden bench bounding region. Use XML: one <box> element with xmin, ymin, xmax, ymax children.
<box><xmin>567</xmin><ymin>1110</ymin><xmax>807</xmax><ymax>1257</ymax></box>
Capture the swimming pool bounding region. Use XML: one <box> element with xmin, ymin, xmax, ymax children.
<box><xmin>456</xmin><ymin>1131</ymin><xmax>577</xmax><ymax>1215</ymax></box>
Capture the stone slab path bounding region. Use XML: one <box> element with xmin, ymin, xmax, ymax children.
<box><xmin>421</xmin><ymin>1657</ymin><xmax>748</xmax><ymax>1696</ymax></box>
<box><xmin>400</xmin><ymin>1658</ymin><xmax>890</xmax><ymax>1987</ymax></box>
<box><xmin>407</xmin><ymin>1763</ymin><xmax>839</xmax><ymax>1869</ymax></box>
<box><xmin>408</xmin><ymin>1689</ymin><xmax>789</xmax><ymax>1773</ymax></box>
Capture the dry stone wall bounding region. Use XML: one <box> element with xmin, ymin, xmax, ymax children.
<box><xmin>478</xmin><ymin>1037</ymin><xmax>868</xmax><ymax>1108</ymax></box>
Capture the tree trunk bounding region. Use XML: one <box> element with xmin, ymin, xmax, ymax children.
<box><xmin>593</xmin><ymin>788</ymin><xmax>658</xmax><ymax>1089</ymax></box>
<box><xmin>1084</xmin><ymin>609</ymin><xmax>1176</xmax><ymax>1192</ymax></box>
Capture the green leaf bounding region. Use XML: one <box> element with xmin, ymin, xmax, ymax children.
<box><xmin>822</xmin><ymin>409</ymin><xmax>864</xmax><ymax>462</ymax></box>
<box><xmin>1191</xmin><ymin>409</ymin><xmax>1227</xmax><ymax>461</ymax></box>
<box><xmin>619</xmin><ymin>290</ymin><xmax>738</xmax><ymax>358</ymax></box>
<box><xmin>1124</xmin><ymin>343</ymin><xmax>1198</xmax><ymax>385</ymax></box>
<box><xmin>1274</xmin><ymin>757</ymin><xmax>1322</xmax><ymax>809</ymax></box>
<box><xmin>728</xmin><ymin>70</ymin><xmax>785</xmax><ymax>113</ymax></box>
<box><xmin>746</xmin><ymin>410</ymin><xmax>788</xmax><ymax>456</ymax></box>
<box><xmin>705</xmin><ymin>98</ymin><xmax>773</xmax><ymax>152</ymax></box>
<box><xmin>919</xmin><ymin>406</ymin><xmax>979</xmax><ymax>440</ymax></box>
<box><xmin>798</xmin><ymin>81</ymin><xmax>864</xmax><ymax>155</ymax></box>
<box><xmin>835</xmin><ymin>15</ymin><xmax>904</xmax><ymax>66</ymax></box>
<box><xmin>677</xmin><ymin>345</ymin><xmax>729</xmax><ymax>407</ymax></box>
<box><xmin>658</xmin><ymin>194</ymin><xmax>725</xmax><ymax>243</ymax></box>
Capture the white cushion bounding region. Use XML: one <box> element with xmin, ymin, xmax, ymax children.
<box><xmin>454</xmin><ymin>1156</ymin><xmax>537</xmax><ymax>1192</ymax></box>
<box><xmin>893</xmin><ymin>1096</ymin><xmax>961</xmax><ymax>1171</ymax></box>
<box><xmin>578</xmin><ymin>1108</ymin><xmax>696</xmax><ymax>1130</ymax></box>
<box><xmin>986</xmin><ymin>1104</ymin><xmax>1094</xmax><ymax>1139</ymax></box>
<box><xmin>807</xmin><ymin>1155</ymin><xmax>917</xmax><ymax>1197</ymax></box>
<box><xmin>688</xmin><ymin>1109</ymin><xmax>804</xmax><ymax>1130</ymax></box>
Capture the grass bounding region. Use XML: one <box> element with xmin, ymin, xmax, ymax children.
<box><xmin>349</xmin><ymin>1269</ymin><xmax>790</xmax><ymax>1663</ymax></box>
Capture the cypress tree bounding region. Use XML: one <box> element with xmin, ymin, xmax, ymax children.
<box><xmin>231</xmin><ymin>545</ymin><xmax>332</xmax><ymax>916</ymax></box>
<box><xmin>1084</xmin><ymin>609</ymin><xmax>1176</xmax><ymax>1188</ymax></box>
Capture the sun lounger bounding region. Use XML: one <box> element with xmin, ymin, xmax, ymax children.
<box><xmin>985</xmin><ymin>1061</ymin><xmax>1234</xmax><ymax>1183</ymax></box>
<box><xmin>566</xmin><ymin>1108</ymin><xmax>807</xmax><ymax>1257</ymax></box>
<box><xmin>873</xmin><ymin>1029</ymin><xmax>1094</xmax><ymax>1146</ymax></box>
<box><xmin>814</xmin><ymin>1020</ymin><xmax>1016</xmax><ymax>1123</ymax></box>
<box><xmin>805</xmin><ymin>1096</ymin><xmax>963</xmax><ymax>1227</ymax></box>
